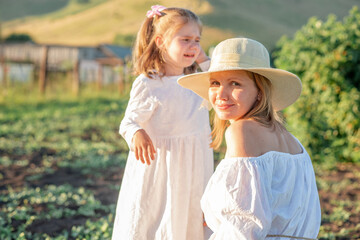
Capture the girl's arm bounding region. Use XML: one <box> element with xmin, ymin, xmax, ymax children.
<box><xmin>132</xmin><ymin>129</ymin><xmax>156</xmax><ymax>165</ymax></box>
<box><xmin>196</xmin><ymin>47</ymin><xmax>210</xmax><ymax>65</ymax></box>
<box><xmin>196</xmin><ymin>46</ymin><xmax>211</xmax><ymax>72</ymax></box>
<box><xmin>119</xmin><ymin>77</ymin><xmax>159</xmax><ymax>165</ymax></box>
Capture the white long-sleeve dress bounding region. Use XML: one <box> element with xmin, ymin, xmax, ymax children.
<box><xmin>112</xmin><ymin>73</ymin><xmax>214</xmax><ymax>240</ymax></box>
<box><xmin>201</xmin><ymin>138</ymin><xmax>321</xmax><ymax>240</ymax></box>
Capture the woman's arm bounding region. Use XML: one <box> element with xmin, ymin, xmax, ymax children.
<box><xmin>202</xmin><ymin>158</ymin><xmax>272</xmax><ymax>240</ymax></box>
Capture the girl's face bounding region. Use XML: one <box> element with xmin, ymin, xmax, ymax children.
<box><xmin>160</xmin><ymin>21</ymin><xmax>201</xmax><ymax>76</ymax></box>
<box><xmin>209</xmin><ymin>70</ymin><xmax>259</xmax><ymax>122</ymax></box>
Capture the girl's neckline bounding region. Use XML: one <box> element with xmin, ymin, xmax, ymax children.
<box><xmin>147</xmin><ymin>73</ymin><xmax>184</xmax><ymax>79</ymax></box>
<box><xmin>161</xmin><ymin>74</ymin><xmax>184</xmax><ymax>78</ymax></box>
<box><xmin>147</xmin><ymin>73</ymin><xmax>184</xmax><ymax>81</ymax></box>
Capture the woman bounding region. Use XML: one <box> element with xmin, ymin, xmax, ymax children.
<box><xmin>178</xmin><ymin>38</ymin><xmax>321</xmax><ymax>240</ymax></box>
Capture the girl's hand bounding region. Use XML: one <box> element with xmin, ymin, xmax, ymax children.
<box><xmin>132</xmin><ymin>129</ymin><xmax>156</xmax><ymax>165</ymax></box>
<box><xmin>196</xmin><ymin>47</ymin><xmax>210</xmax><ymax>64</ymax></box>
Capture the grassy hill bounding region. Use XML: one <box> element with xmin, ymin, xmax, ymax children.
<box><xmin>202</xmin><ymin>0</ymin><xmax>360</xmax><ymax>49</ymax></box>
<box><xmin>1</xmin><ymin>0</ymin><xmax>359</xmax><ymax>50</ymax></box>
<box><xmin>0</xmin><ymin>0</ymin><xmax>70</xmax><ymax>21</ymax></box>
<box><xmin>0</xmin><ymin>0</ymin><xmax>227</xmax><ymax>49</ymax></box>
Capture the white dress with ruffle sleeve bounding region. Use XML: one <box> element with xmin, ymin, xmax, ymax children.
<box><xmin>112</xmin><ymin>72</ymin><xmax>214</xmax><ymax>240</ymax></box>
<box><xmin>201</xmin><ymin>139</ymin><xmax>321</xmax><ymax>240</ymax></box>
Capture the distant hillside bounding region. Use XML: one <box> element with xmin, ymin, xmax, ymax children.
<box><xmin>0</xmin><ymin>0</ymin><xmax>70</xmax><ymax>21</ymax></box>
<box><xmin>1</xmin><ymin>0</ymin><xmax>359</xmax><ymax>50</ymax></box>
<box><xmin>202</xmin><ymin>0</ymin><xmax>360</xmax><ymax>50</ymax></box>
<box><xmin>0</xmin><ymin>0</ymin><xmax>224</xmax><ymax>49</ymax></box>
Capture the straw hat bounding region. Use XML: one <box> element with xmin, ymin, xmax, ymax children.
<box><xmin>178</xmin><ymin>38</ymin><xmax>302</xmax><ymax>111</ymax></box>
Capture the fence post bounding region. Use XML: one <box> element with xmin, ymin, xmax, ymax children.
<box><xmin>1</xmin><ymin>59</ymin><xmax>6</xmax><ymax>88</ymax></box>
<box><xmin>0</xmin><ymin>43</ymin><xmax>6</xmax><ymax>88</ymax></box>
<box><xmin>97</xmin><ymin>64</ymin><xmax>103</xmax><ymax>91</ymax></box>
<box><xmin>39</xmin><ymin>45</ymin><xmax>48</xmax><ymax>94</ymax></box>
<box><xmin>118</xmin><ymin>64</ymin><xmax>124</xmax><ymax>93</ymax></box>
<box><xmin>73</xmin><ymin>60</ymin><xmax>80</xmax><ymax>96</ymax></box>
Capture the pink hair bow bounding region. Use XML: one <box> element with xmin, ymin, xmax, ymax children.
<box><xmin>146</xmin><ymin>5</ymin><xmax>166</xmax><ymax>18</ymax></box>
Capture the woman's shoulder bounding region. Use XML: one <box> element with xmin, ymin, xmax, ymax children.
<box><xmin>228</xmin><ymin>119</ymin><xmax>263</xmax><ymax>132</ymax></box>
<box><xmin>225</xmin><ymin>120</ymin><xmax>266</xmax><ymax>158</ymax></box>
<box><xmin>226</xmin><ymin>119</ymin><xmax>262</xmax><ymax>140</ymax></box>
<box><xmin>225</xmin><ymin>120</ymin><xmax>303</xmax><ymax>158</ymax></box>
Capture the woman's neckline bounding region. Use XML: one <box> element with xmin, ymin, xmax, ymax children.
<box><xmin>224</xmin><ymin>147</ymin><xmax>305</xmax><ymax>161</ymax></box>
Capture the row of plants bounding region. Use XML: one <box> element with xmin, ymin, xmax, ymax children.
<box><xmin>1</xmin><ymin>6</ymin><xmax>359</xmax><ymax>240</ymax></box>
<box><xmin>0</xmin><ymin>184</ymin><xmax>114</xmax><ymax>239</ymax></box>
<box><xmin>0</xmin><ymin>93</ymin><xmax>129</xmax><ymax>239</ymax></box>
<box><xmin>1</xmin><ymin>92</ymin><xmax>359</xmax><ymax>239</ymax></box>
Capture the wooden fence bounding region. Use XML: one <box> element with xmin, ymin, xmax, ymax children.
<box><xmin>0</xmin><ymin>42</ymin><xmax>132</xmax><ymax>95</ymax></box>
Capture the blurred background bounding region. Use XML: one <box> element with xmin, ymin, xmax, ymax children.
<box><xmin>1</xmin><ymin>0</ymin><xmax>360</xmax><ymax>239</ymax></box>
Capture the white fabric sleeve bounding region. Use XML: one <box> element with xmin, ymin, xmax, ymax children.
<box><xmin>205</xmin><ymin>159</ymin><xmax>272</xmax><ymax>240</ymax></box>
<box><xmin>198</xmin><ymin>59</ymin><xmax>211</xmax><ymax>72</ymax></box>
<box><xmin>119</xmin><ymin>77</ymin><xmax>159</xmax><ymax>149</ymax></box>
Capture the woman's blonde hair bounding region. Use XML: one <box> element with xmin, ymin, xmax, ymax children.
<box><xmin>133</xmin><ymin>7</ymin><xmax>202</xmax><ymax>78</ymax></box>
<box><xmin>211</xmin><ymin>71</ymin><xmax>285</xmax><ymax>149</ymax></box>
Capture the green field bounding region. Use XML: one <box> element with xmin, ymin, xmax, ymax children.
<box><xmin>0</xmin><ymin>88</ymin><xmax>359</xmax><ymax>239</ymax></box>
<box><xmin>0</xmin><ymin>91</ymin><xmax>129</xmax><ymax>239</ymax></box>
<box><xmin>1</xmin><ymin>0</ymin><xmax>360</xmax><ymax>238</ymax></box>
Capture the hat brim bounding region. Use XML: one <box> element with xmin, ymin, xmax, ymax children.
<box><xmin>178</xmin><ymin>68</ymin><xmax>302</xmax><ymax>111</ymax></box>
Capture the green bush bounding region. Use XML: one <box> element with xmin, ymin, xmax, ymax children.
<box><xmin>113</xmin><ymin>34</ymin><xmax>135</xmax><ymax>48</ymax></box>
<box><xmin>5</xmin><ymin>33</ymin><xmax>33</xmax><ymax>43</ymax></box>
<box><xmin>76</xmin><ymin>0</ymin><xmax>90</xmax><ymax>3</ymax></box>
<box><xmin>273</xmin><ymin>7</ymin><xmax>360</xmax><ymax>164</ymax></box>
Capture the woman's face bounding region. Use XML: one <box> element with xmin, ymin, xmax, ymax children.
<box><xmin>209</xmin><ymin>70</ymin><xmax>259</xmax><ymax>122</ymax></box>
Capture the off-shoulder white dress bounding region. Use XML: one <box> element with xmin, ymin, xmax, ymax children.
<box><xmin>112</xmin><ymin>73</ymin><xmax>214</xmax><ymax>240</ymax></box>
<box><xmin>201</xmin><ymin>139</ymin><xmax>321</xmax><ymax>240</ymax></box>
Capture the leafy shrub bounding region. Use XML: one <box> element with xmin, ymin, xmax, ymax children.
<box><xmin>273</xmin><ymin>7</ymin><xmax>360</xmax><ymax>164</ymax></box>
<box><xmin>71</xmin><ymin>214</ymin><xmax>114</xmax><ymax>240</ymax></box>
<box><xmin>5</xmin><ymin>33</ymin><xmax>33</xmax><ymax>43</ymax></box>
<box><xmin>113</xmin><ymin>34</ymin><xmax>135</xmax><ymax>48</ymax></box>
<box><xmin>76</xmin><ymin>0</ymin><xmax>90</xmax><ymax>4</ymax></box>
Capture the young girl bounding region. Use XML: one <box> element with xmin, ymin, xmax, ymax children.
<box><xmin>112</xmin><ymin>6</ymin><xmax>214</xmax><ymax>240</ymax></box>
<box><xmin>178</xmin><ymin>38</ymin><xmax>321</xmax><ymax>239</ymax></box>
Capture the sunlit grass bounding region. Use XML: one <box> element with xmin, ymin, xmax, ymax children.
<box><xmin>2</xmin><ymin>0</ymin><xmax>218</xmax><ymax>48</ymax></box>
